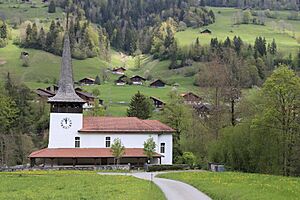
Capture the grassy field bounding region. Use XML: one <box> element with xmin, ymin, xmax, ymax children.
<box><xmin>0</xmin><ymin>170</ymin><xmax>165</xmax><ymax>200</ymax></box>
<box><xmin>176</xmin><ymin>7</ymin><xmax>300</xmax><ymax>54</ymax></box>
<box><xmin>158</xmin><ymin>171</ymin><xmax>300</xmax><ymax>200</ymax></box>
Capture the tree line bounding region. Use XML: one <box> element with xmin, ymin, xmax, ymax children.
<box><xmin>18</xmin><ymin>18</ymin><xmax>110</xmax><ymax>61</ymax></box>
<box><xmin>202</xmin><ymin>0</ymin><xmax>300</xmax><ymax>11</ymax></box>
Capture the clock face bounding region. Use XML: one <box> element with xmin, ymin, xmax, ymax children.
<box><xmin>60</xmin><ymin>117</ymin><xmax>72</xmax><ymax>129</ymax></box>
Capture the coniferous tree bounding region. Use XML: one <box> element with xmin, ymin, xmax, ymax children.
<box><xmin>94</xmin><ymin>75</ymin><xmax>101</xmax><ymax>85</ymax></box>
<box><xmin>48</xmin><ymin>0</ymin><xmax>56</xmax><ymax>13</ymax></box>
<box><xmin>127</xmin><ymin>91</ymin><xmax>153</xmax><ymax>119</ymax></box>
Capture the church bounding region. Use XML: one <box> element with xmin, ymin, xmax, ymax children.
<box><xmin>29</xmin><ymin>33</ymin><xmax>173</xmax><ymax>167</ymax></box>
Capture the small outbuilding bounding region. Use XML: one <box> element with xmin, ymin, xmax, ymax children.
<box><xmin>78</xmin><ymin>77</ymin><xmax>95</xmax><ymax>86</ymax></box>
<box><xmin>200</xmin><ymin>29</ymin><xmax>212</xmax><ymax>34</ymax></box>
<box><xmin>150</xmin><ymin>79</ymin><xmax>166</xmax><ymax>88</ymax></box>
<box><xmin>130</xmin><ymin>75</ymin><xmax>146</xmax><ymax>85</ymax></box>
<box><xmin>150</xmin><ymin>96</ymin><xmax>166</xmax><ymax>109</ymax></box>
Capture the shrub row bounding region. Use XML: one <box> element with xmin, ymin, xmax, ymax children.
<box><xmin>146</xmin><ymin>164</ymin><xmax>189</xmax><ymax>172</ymax></box>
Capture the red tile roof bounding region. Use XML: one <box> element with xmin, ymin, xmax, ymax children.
<box><xmin>79</xmin><ymin>117</ymin><xmax>174</xmax><ymax>133</ymax></box>
<box><xmin>29</xmin><ymin>148</ymin><xmax>162</xmax><ymax>158</ymax></box>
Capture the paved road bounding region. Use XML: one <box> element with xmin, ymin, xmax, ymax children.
<box><xmin>98</xmin><ymin>172</ymin><xmax>211</xmax><ymax>200</ymax></box>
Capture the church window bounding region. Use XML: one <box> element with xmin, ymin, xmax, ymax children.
<box><xmin>105</xmin><ymin>137</ymin><xmax>111</xmax><ymax>147</ymax></box>
<box><xmin>75</xmin><ymin>137</ymin><xmax>80</xmax><ymax>148</ymax></box>
<box><xmin>160</xmin><ymin>143</ymin><xmax>165</xmax><ymax>154</ymax></box>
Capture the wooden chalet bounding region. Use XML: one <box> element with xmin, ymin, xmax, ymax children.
<box><xmin>193</xmin><ymin>103</ymin><xmax>211</xmax><ymax>118</ymax></box>
<box><xmin>200</xmin><ymin>29</ymin><xmax>212</xmax><ymax>34</ymax></box>
<box><xmin>150</xmin><ymin>96</ymin><xmax>165</xmax><ymax>109</ymax></box>
<box><xmin>150</xmin><ymin>79</ymin><xmax>166</xmax><ymax>88</ymax></box>
<box><xmin>112</xmin><ymin>67</ymin><xmax>126</xmax><ymax>75</ymax></box>
<box><xmin>130</xmin><ymin>75</ymin><xmax>146</xmax><ymax>85</ymax></box>
<box><xmin>78</xmin><ymin>77</ymin><xmax>95</xmax><ymax>85</ymax></box>
<box><xmin>115</xmin><ymin>75</ymin><xmax>128</xmax><ymax>86</ymax></box>
<box><xmin>180</xmin><ymin>92</ymin><xmax>203</xmax><ymax>105</ymax></box>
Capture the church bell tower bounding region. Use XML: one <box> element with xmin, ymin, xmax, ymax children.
<box><xmin>47</xmin><ymin>32</ymin><xmax>86</xmax><ymax>148</ymax></box>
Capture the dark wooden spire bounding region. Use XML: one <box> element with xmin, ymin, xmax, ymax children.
<box><xmin>48</xmin><ymin>33</ymin><xmax>85</xmax><ymax>103</ymax></box>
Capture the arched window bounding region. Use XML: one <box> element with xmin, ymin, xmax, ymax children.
<box><xmin>105</xmin><ymin>137</ymin><xmax>111</xmax><ymax>148</ymax></box>
<box><xmin>75</xmin><ymin>137</ymin><xmax>80</xmax><ymax>148</ymax></box>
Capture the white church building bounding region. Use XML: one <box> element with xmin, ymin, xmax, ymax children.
<box><xmin>29</xmin><ymin>33</ymin><xmax>173</xmax><ymax>167</ymax></box>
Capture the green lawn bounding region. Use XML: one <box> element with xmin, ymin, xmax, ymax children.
<box><xmin>176</xmin><ymin>7</ymin><xmax>300</xmax><ymax>54</ymax></box>
<box><xmin>0</xmin><ymin>171</ymin><xmax>165</xmax><ymax>200</ymax></box>
<box><xmin>158</xmin><ymin>171</ymin><xmax>300</xmax><ymax>200</ymax></box>
<box><xmin>0</xmin><ymin>0</ymin><xmax>63</xmax><ymax>22</ymax></box>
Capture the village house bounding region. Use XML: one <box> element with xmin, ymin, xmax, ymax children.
<box><xmin>78</xmin><ymin>77</ymin><xmax>95</xmax><ymax>86</ymax></box>
<box><xmin>115</xmin><ymin>75</ymin><xmax>128</xmax><ymax>86</ymax></box>
<box><xmin>130</xmin><ymin>75</ymin><xmax>146</xmax><ymax>85</ymax></box>
<box><xmin>29</xmin><ymin>33</ymin><xmax>173</xmax><ymax>167</ymax></box>
<box><xmin>112</xmin><ymin>67</ymin><xmax>126</xmax><ymax>75</ymax></box>
<box><xmin>150</xmin><ymin>96</ymin><xmax>165</xmax><ymax>109</ymax></box>
<box><xmin>180</xmin><ymin>92</ymin><xmax>203</xmax><ymax>105</ymax></box>
<box><xmin>150</xmin><ymin>79</ymin><xmax>166</xmax><ymax>88</ymax></box>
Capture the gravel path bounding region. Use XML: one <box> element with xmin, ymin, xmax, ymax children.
<box><xmin>98</xmin><ymin>171</ymin><xmax>211</xmax><ymax>200</ymax></box>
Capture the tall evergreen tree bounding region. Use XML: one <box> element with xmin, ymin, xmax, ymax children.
<box><xmin>48</xmin><ymin>0</ymin><xmax>56</xmax><ymax>13</ymax></box>
<box><xmin>127</xmin><ymin>91</ymin><xmax>153</xmax><ymax>119</ymax></box>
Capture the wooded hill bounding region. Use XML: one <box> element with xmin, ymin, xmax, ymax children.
<box><xmin>202</xmin><ymin>0</ymin><xmax>300</xmax><ymax>10</ymax></box>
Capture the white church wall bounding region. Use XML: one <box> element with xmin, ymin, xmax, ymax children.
<box><xmin>158</xmin><ymin>134</ymin><xmax>173</xmax><ymax>165</ymax></box>
<box><xmin>48</xmin><ymin>113</ymin><xmax>83</xmax><ymax>148</ymax></box>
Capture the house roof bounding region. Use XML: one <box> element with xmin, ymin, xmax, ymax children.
<box><xmin>79</xmin><ymin>77</ymin><xmax>95</xmax><ymax>82</ymax></box>
<box><xmin>150</xmin><ymin>79</ymin><xmax>165</xmax><ymax>86</ymax></box>
<box><xmin>48</xmin><ymin>33</ymin><xmax>85</xmax><ymax>103</ymax></box>
<box><xmin>76</xmin><ymin>90</ymin><xmax>96</xmax><ymax>99</ymax></box>
<box><xmin>35</xmin><ymin>88</ymin><xmax>55</xmax><ymax>97</ymax></box>
<box><xmin>180</xmin><ymin>92</ymin><xmax>201</xmax><ymax>99</ymax></box>
<box><xmin>29</xmin><ymin>148</ymin><xmax>163</xmax><ymax>158</ymax></box>
<box><xmin>130</xmin><ymin>75</ymin><xmax>146</xmax><ymax>81</ymax></box>
<box><xmin>150</xmin><ymin>96</ymin><xmax>165</xmax><ymax>104</ymax></box>
<box><xmin>79</xmin><ymin>117</ymin><xmax>174</xmax><ymax>133</ymax></box>
<box><xmin>112</xmin><ymin>67</ymin><xmax>126</xmax><ymax>71</ymax></box>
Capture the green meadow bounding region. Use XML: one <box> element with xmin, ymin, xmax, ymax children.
<box><xmin>0</xmin><ymin>171</ymin><xmax>165</xmax><ymax>200</ymax></box>
<box><xmin>158</xmin><ymin>171</ymin><xmax>300</xmax><ymax>200</ymax></box>
<box><xmin>176</xmin><ymin>7</ymin><xmax>300</xmax><ymax>54</ymax></box>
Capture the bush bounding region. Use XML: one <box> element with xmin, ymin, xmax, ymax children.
<box><xmin>182</xmin><ymin>152</ymin><xmax>196</xmax><ymax>167</ymax></box>
<box><xmin>146</xmin><ymin>164</ymin><xmax>189</xmax><ymax>172</ymax></box>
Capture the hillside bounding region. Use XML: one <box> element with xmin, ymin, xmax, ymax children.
<box><xmin>176</xmin><ymin>7</ymin><xmax>300</xmax><ymax>53</ymax></box>
<box><xmin>0</xmin><ymin>2</ymin><xmax>299</xmax><ymax>116</ymax></box>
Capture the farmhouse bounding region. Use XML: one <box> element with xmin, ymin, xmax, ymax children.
<box><xmin>112</xmin><ymin>67</ymin><xmax>126</xmax><ymax>75</ymax></box>
<box><xmin>130</xmin><ymin>75</ymin><xmax>146</xmax><ymax>85</ymax></box>
<box><xmin>180</xmin><ymin>92</ymin><xmax>202</xmax><ymax>105</ymax></box>
<box><xmin>150</xmin><ymin>79</ymin><xmax>166</xmax><ymax>88</ymax></box>
<box><xmin>150</xmin><ymin>96</ymin><xmax>165</xmax><ymax>109</ymax></box>
<box><xmin>78</xmin><ymin>77</ymin><xmax>95</xmax><ymax>85</ymax></box>
<box><xmin>200</xmin><ymin>29</ymin><xmax>212</xmax><ymax>34</ymax></box>
<box><xmin>29</xmin><ymin>33</ymin><xmax>173</xmax><ymax>167</ymax></box>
